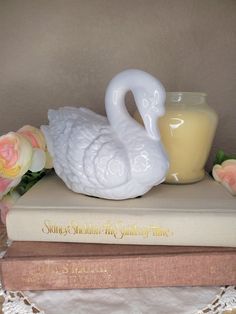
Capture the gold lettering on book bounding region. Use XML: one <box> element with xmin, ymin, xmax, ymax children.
<box><xmin>53</xmin><ymin>264</ymin><xmax>109</xmax><ymax>275</ymax></box>
<box><xmin>23</xmin><ymin>264</ymin><xmax>111</xmax><ymax>284</ymax></box>
<box><xmin>42</xmin><ymin>219</ymin><xmax>172</xmax><ymax>239</ymax></box>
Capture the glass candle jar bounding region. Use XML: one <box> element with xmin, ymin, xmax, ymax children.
<box><xmin>158</xmin><ymin>92</ymin><xmax>218</xmax><ymax>184</ymax></box>
<box><xmin>134</xmin><ymin>92</ymin><xmax>218</xmax><ymax>184</ymax></box>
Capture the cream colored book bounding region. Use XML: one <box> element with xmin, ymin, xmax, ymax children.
<box><xmin>6</xmin><ymin>172</ymin><xmax>236</xmax><ymax>246</ymax></box>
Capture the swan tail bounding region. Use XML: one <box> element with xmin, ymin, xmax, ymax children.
<box><xmin>48</xmin><ymin>107</ymin><xmax>80</xmax><ymax>122</ymax></box>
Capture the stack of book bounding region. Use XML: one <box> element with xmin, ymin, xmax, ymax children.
<box><xmin>1</xmin><ymin>172</ymin><xmax>236</xmax><ymax>290</ymax></box>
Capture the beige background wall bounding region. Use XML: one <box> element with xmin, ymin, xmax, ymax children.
<box><xmin>0</xmin><ymin>0</ymin><xmax>235</xmax><ymax>168</ymax></box>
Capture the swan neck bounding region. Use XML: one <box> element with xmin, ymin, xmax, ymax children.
<box><xmin>105</xmin><ymin>69</ymin><xmax>165</xmax><ymax>140</ymax></box>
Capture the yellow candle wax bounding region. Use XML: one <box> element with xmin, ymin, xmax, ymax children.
<box><xmin>134</xmin><ymin>92</ymin><xmax>218</xmax><ymax>184</ymax></box>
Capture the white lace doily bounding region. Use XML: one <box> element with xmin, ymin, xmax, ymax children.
<box><xmin>0</xmin><ymin>288</ymin><xmax>44</xmax><ymax>314</ymax></box>
<box><xmin>198</xmin><ymin>286</ymin><xmax>236</xmax><ymax>314</ymax></box>
<box><xmin>0</xmin><ymin>286</ymin><xmax>236</xmax><ymax>314</ymax></box>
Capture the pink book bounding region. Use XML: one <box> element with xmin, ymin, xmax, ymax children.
<box><xmin>1</xmin><ymin>241</ymin><xmax>235</xmax><ymax>290</ymax></box>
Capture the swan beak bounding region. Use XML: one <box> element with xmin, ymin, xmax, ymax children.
<box><xmin>143</xmin><ymin>114</ymin><xmax>160</xmax><ymax>140</ymax></box>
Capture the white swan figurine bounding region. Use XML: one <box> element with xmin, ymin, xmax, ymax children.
<box><xmin>41</xmin><ymin>69</ymin><xmax>169</xmax><ymax>200</ymax></box>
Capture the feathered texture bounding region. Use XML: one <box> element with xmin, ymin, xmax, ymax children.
<box><xmin>41</xmin><ymin>70</ymin><xmax>169</xmax><ymax>199</ymax></box>
<box><xmin>41</xmin><ymin>107</ymin><xmax>132</xmax><ymax>198</ymax></box>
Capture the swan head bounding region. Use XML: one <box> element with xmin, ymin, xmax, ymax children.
<box><xmin>105</xmin><ymin>69</ymin><xmax>166</xmax><ymax>140</ymax></box>
<box><xmin>132</xmin><ymin>71</ymin><xmax>166</xmax><ymax>141</ymax></box>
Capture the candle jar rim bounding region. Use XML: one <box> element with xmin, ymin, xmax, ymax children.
<box><xmin>167</xmin><ymin>92</ymin><xmax>207</xmax><ymax>97</ymax></box>
<box><xmin>166</xmin><ymin>92</ymin><xmax>207</xmax><ymax>105</ymax></box>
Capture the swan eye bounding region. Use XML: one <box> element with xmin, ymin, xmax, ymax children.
<box><xmin>148</xmin><ymin>96</ymin><xmax>158</xmax><ymax>110</ymax></box>
<box><xmin>142</xmin><ymin>99</ymin><xmax>149</xmax><ymax>108</ymax></box>
<box><xmin>152</xmin><ymin>106</ymin><xmax>159</xmax><ymax>113</ymax></box>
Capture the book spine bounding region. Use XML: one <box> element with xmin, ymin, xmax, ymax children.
<box><xmin>6</xmin><ymin>208</ymin><xmax>236</xmax><ymax>246</ymax></box>
<box><xmin>1</xmin><ymin>253</ymin><xmax>236</xmax><ymax>290</ymax></box>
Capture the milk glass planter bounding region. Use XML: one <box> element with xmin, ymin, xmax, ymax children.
<box><xmin>158</xmin><ymin>92</ymin><xmax>218</xmax><ymax>184</ymax></box>
<box><xmin>41</xmin><ymin>69</ymin><xmax>169</xmax><ymax>199</ymax></box>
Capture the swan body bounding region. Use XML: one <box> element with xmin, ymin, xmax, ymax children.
<box><xmin>41</xmin><ymin>69</ymin><xmax>169</xmax><ymax>199</ymax></box>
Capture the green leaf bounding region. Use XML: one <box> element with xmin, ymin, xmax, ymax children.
<box><xmin>213</xmin><ymin>150</ymin><xmax>236</xmax><ymax>165</ymax></box>
<box><xmin>13</xmin><ymin>169</ymin><xmax>52</xmax><ymax>196</ymax></box>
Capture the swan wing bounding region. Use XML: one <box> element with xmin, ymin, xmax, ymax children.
<box><xmin>41</xmin><ymin>107</ymin><xmax>91</xmax><ymax>181</ymax></box>
<box><xmin>42</xmin><ymin>107</ymin><xmax>130</xmax><ymax>194</ymax></box>
<box><xmin>68</xmin><ymin>119</ymin><xmax>130</xmax><ymax>194</ymax></box>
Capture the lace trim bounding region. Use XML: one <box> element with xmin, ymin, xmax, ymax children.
<box><xmin>0</xmin><ymin>286</ymin><xmax>235</xmax><ymax>314</ymax></box>
<box><xmin>197</xmin><ymin>286</ymin><xmax>236</xmax><ymax>314</ymax></box>
<box><xmin>0</xmin><ymin>288</ymin><xmax>45</xmax><ymax>314</ymax></box>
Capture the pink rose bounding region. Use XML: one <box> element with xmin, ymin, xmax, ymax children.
<box><xmin>212</xmin><ymin>159</ymin><xmax>236</xmax><ymax>196</ymax></box>
<box><xmin>18</xmin><ymin>125</ymin><xmax>53</xmax><ymax>170</ymax></box>
<box><xmin>0</xmin><ymin>132</ymin><xmax>33</xmax><ymax>178</ymax></box>
<box><xmin>0</xmin><ymin>176</ymin><xmax>21</xmax><ymax>199</ymax></box>
<box><xmin>18</xmin><ymin>125</ymin><xmax>46</xmax><ymax>150</ymax></box>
